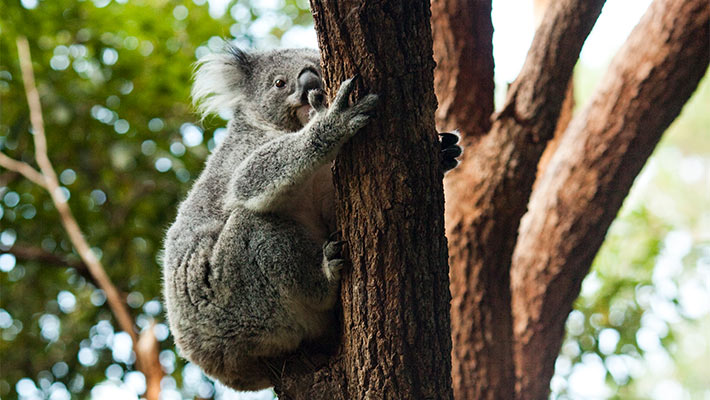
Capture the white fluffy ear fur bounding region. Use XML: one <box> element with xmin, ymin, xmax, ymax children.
<box><xmin>191</xmin><ymin>46</ymin><xmax>250</xmax><ymax>119</ymax></box>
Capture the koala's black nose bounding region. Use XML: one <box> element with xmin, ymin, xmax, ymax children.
<box><xmin>298</xmin><ymin>69</ymin><xmax>322</xmax><ymax>103</ymax></box>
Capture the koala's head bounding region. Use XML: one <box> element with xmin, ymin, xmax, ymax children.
<box><xmin>192</xmin><ymin>43</ymin><xmax>323</xmax><ymax>131</ymax></box>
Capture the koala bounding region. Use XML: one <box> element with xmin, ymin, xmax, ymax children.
<box><xmin>162</xmin><ymin>43</ymin><xmax>462</xmax><ymax>391</ymax></box>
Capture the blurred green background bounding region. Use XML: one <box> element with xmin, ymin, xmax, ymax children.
<box><xmin>0</xmin><ymin>0</ymin><xmax>708</xmax><ymax>399</ymax></box>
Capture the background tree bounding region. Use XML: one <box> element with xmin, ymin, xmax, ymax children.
<box><xmin>434</xmin><ymin>0</ymin><xmax>708</xmax><ymax>398</ymax></box>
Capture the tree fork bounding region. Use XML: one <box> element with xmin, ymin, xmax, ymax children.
<box><xmin>443</xmin><ymin>0</ymin><xmax>605</xmax><ymax>397</ymax></box>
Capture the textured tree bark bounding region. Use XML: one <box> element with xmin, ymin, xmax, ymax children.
<box><xmin>533</xmin><ymin>0</ymin><xmax>576</xmax><ymax>181</ymax></box>
<box><xmin>536</xmin><ymin>81</ymin><xmax>573</xmax><ymax>181</ymax></box>
<box><xmin>442</xmin><ymin>0</ymin><xmax>604</xmax><ymax>398</ymax></box>
<box><xmin>274</xmin><ymin>1</ymin><xmax>453</xmax><ymax>398</ymax></box>
<box><xmin>510</xmin><ymin>0</ymin><xmax>710</xmax><ymax>398</ymax></box>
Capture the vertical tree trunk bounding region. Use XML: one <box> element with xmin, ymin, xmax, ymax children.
<box><xmin>274</xmin><ymin>1</ymin><xmax>453</xmax><ymax>398</ymax></box>
<box><xmin>511</xmin><ymin>1</ymin><xmax>710</xmax><ymax>398</ymax></box>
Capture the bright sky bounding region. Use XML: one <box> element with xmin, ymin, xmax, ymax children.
<box><xmin>491</xmin><ymin>0</ymin><xmax>653</xmax><ymax>81</ymax></box>
<box><xmin>207</xmin><ymin>0</ymin><xmax>654</xmax><ymax>84</ymax></box>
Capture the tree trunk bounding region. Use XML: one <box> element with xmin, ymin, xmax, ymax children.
<box><xmin>441</xmin><ymin>0</ymin><xmax>605</xmax><ymax>397</ymax></box>
<box><xmin>274</xmin><ymin>1</ymin><xmax>453</xmax><ymax>398</ymax></box>
<box><xmin>511</xmin><ymin>0</ymin><xmax>710</xmax><ymax>398</ymax></box>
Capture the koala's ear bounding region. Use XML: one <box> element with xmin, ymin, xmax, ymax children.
<box><xmin>224</xmin><ymin>42</ymin><xmax>253</xmax><ymax>75</ymax></box>
<box><xmin>191</xmin><ymin>42</ymin><xmax>253</xmax><ymax>119</ymax></box>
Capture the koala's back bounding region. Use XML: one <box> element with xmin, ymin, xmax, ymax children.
<box><xmin>164</xmin><ymin>202</ymin><xmax>330</xmax><ymax>390</ymax></box>
<box><xmin>163</xmin><ymin>123</ymin><xmax>338</xmax><ymax>391</ymax></box>
<box><xmin>162</xmin><ymin>44</ymin><xmax>367</xmax><ymax>391</ymax></box>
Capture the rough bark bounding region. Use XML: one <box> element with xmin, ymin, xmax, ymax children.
<box><xmin>510</xmin><ymin>0</ymin><xmax>710</xmax><ymax>398</ymax></box>
<box><xmin>536</xmin><ymin>81</ymin><xmax>573</xmax><ymax>180</ymax></box>
<box><xmin>274</xmin><ymin>1</ymin><xmax>453</xmax><ymax>398</ymax></box>
<box><xmin>442</xmin><ymin>0</ymin><xmax>604</xmax><ymax>398</ymax></box>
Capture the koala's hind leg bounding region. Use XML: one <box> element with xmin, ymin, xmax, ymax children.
<box><xmin>322</xmin><ymin>235</ymin><xmax>346</xmax><ymax>283</ymax></box>
<box><xmin>248</xmin><ymin>213</ymin><xmax>341</xmax><ymax>316</ymax></box>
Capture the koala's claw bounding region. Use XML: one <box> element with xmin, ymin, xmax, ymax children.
<box><xmin>319</xmin><ymin>78</ymin><xmax>378</xmax><ymax>143</ymax></box>
<box><xmin>308</xmin><ymin>89</ymin><xmax>327</xmax><ymax>113</ymax></box>
<box><xmin>332</xmin><ymin>78</ymin><xmax>378</xmax><ymax>116</ymax></box>
<box><xmin>323</xmin><ymin>238</ymin><xmax>346</xmax><ymax>281</ymax></box>
<box><xmin>348</xmin><ymin>115</ymin><xmax>371</xmax><ymax>132</ymax></box>
<box><xmin>439</xmin><ymin>132</ymin><xmax>460</xmax><ymax>148</ymax></box>
<box><xmin>439</xmin><ymin>131</ymin><xmax>463</xmax><ymax>172</ymax></box>
<box><xmin>442</xmin><ymin>146</ymin><xmax>463</xmax><ymax>159</ymax></box>
<box><xmin>351</xmin><ymin>94</ymin><xmax>378</xmax><ymax>116</ymax></box>
<box><xmin>323</xmin><ymin>240</ymin><xmax>345</xmax><ymax>261</ymax></box>
<box><xmin>327</xmin><ymin>259</ymin><xmax>345</xmax><ymax>271</ymax></box>
<box><xmin>333</xmin><ymin>77</ymin><xmax>357</xmax><ymax>111</ymax></box>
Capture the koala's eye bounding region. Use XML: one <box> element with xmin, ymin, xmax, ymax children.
<box><xmin>274</xmin><ymin>79</ymin><xmax>286</xmax><ymax>88</ymax></box>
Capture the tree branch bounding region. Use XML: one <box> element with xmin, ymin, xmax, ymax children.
<box><xmin>532</xmin><ymin>0</ymin><xmax>576</xmax><ymax>182</ymax></box>
<box><xmin>16</xmin><ymin>34</ymin><xmax>135</xmax><ymax>342</ymax></box>
<box><xmin>510</xmin><ymin>1</ymin><xmax>709</xmax><ymax>398</ymax></box>
<box><xmin>431</xmin><ymin>0</ymin><xmax>494</xmax><ymax>139</ymax></box>
<box><xmin>0</xmin><ymin>152</ymin><xmax>46</xmax><ymax>188</ymax></box>
<box><xmin>15</xmin><ymin>37</ymin><xmax>162</xmax><ymax>400</ymax></box>
<box><xmin>6</xmin><ymin>243</ymin><xmax>98</xmax><ymax>286</ymax></box>
<box><xmin>444</xmin><ymin>0</ymin><xmax>605</xmax><ymax>398</ymax></box>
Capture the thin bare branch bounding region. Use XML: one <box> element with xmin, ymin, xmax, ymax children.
<box><xmin>16</xmin><ymin>35</ymin><xmax>135</xmax><ymax>342</ymax></box>
<box><xmin>6</xmin><ymin>243</ymin><xmax>98</xmax><ymax>285</ymax></box>
<box><xmin>511</xmin><ymin>0</ymin><xmax>710</xmax><ymax>398</ymax></box>
<box><xmin>15</xmin><ymin>36</ymin><xmax>162</xmax><ymax>400</ymax></box>
<box><xmin>0</xmin><ymin>152</ymin><xmax>46</xmax><ymax>188</ymax></box>
<box><xmin>137</xmin><ymin>323</ymin><xmax>164</xmax><ymax>400</ymax></box>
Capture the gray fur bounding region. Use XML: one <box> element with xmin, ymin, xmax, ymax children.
<box><xmin>163</xmin><ymin>44</ymin><xmax>377</xmax><ymax>391</ymax></box>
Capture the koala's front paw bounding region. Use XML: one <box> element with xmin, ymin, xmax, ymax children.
<box><xmin>328</xmin><ymin>77</ymin><xmax>378</xmax><ymax>138</ymax></box>
<box><xmin>440</xmin><ymin>131</ymin><xmax>463</xmax><ymax>172</ymax></box>
<box><xmin>322</xmin><ymin>236</ymin><xmax>346</xmax><ymax>282</ymax></box>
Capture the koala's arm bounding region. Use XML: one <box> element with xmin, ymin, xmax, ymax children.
<box><xmin>226</xmin><ymin>78</ymin><xmax>377</xmax><ymax>212</ymax></box>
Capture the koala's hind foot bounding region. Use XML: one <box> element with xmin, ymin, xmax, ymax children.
<box><xmin>322</xmin><ymin>234</ymin><xmax>346</xmax><ymax>282</ymax></box>
<box><xmin>440</xmin><ymin>131</ymin><xmax>463</xmax><ymax>172</ymax></box>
